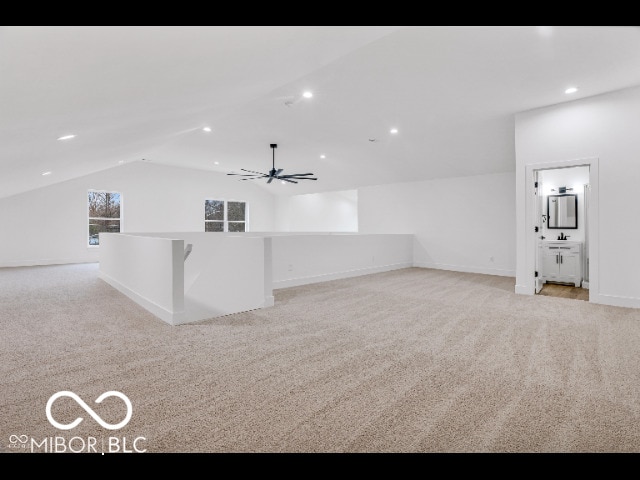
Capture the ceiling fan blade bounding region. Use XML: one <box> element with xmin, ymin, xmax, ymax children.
<box><xmin>233</xmin><ymin>144</ymin><xmax>317</xmax><ymax>185</ymax></box>
<box><xmin>241</xmin><ymin>168</ymin><xmax>268</xmax><ymax>175</ymax></box>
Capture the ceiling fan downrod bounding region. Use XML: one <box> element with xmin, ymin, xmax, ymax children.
<box><xmin>270</xmin><ymin>144</ymin><xmax>277</xmax><ymax>176</ymax></box>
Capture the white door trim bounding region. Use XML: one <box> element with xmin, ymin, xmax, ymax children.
<box><xmin>522</xmin><ymin>157</ymin><xmax>599</xmax><ymax>302</ymax></box>
<box><xmin>534</xmin><ymin>171</ymin><xmax>543</xmax><ymax>294</ymax></box>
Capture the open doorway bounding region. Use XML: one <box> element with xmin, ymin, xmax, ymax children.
<box><xmin>534</xmin><ymin>165</ymin><xmax>590</xmax><ymax>301</ymax></box>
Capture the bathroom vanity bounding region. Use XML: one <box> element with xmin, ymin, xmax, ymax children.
<box><xmin>539</xmin><ymin>241</ymin><xmax>582</xmax><ymax>287</ymax></box>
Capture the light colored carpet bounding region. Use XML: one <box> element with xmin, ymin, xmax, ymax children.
<box><xmin>2</xmin><ymin>263</ymin><xmax>640</xmax><ymax>453</ymax></box>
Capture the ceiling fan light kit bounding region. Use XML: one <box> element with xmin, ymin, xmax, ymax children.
<box><xmin>227</xmin><ymin>144</ymin><xmax>317</xmax><ymax>184</ymax></box>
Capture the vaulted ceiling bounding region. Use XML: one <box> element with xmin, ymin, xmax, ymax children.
<box><xmin>2</xmin><ymin>26</ymin><xmax>640</xmax><ymax>198</ymax></box>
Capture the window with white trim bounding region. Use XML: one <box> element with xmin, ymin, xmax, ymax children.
<box><xmin>88</xmin><ymin>191</ymin><xmax>121</xmax><ymax>246</ymax></box>
<box><xmin>205</xmin><ymin>199</ymin><xmax>247</xmax><ymax>232</ymax></box>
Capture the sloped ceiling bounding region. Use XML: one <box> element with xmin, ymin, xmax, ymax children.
<box><xmin>2</xmin><ymin>26</ymin><xmax>640</xmax><ymax>199</ymax></box>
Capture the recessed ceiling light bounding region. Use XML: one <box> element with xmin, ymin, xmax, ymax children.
<box><xmin>42</xmin><ymin>171</ymin><xmax>52</xmax><ymax>176</ymax></box>
<box><xmin>118</xmin><ymin>160</ymin><xmax>125</xmax><ymax>164</ymax></box>
<box><xmin>57</xmin><ymin>134</ymin><xmax>76</xmax><ymax>141</ymax></box>
<box><xmin>390</xmin><ymin>128</ymin><xmax>399</xmax><ymax>134</ymax></box>
<box><xmin>281</xmin><ymin>181</ymin><xmax>287</xmax><ymax>185</ymax></box>
<box><xmin>214</xmin><ymin>161</ymin><xmax>219</xmax><ymax>165</ymax></box>
<box><xmin>320</xmin><ymin>154</ymin><xmax>326</xmax><ymax>159</ymax></box>
<box><xmin>302</xmin><ymin>91</ymin><xmax>313</xmax><ymax>99</ymax></box>
<box><xmin>565</xmin><ymin>87</ymin><xmax>578</xmax><ymax>94</ymax></box>
<box><xmin>203</xmin><ymin>127</ymin><xmax>212</xmax><ymax>132</ymax></box>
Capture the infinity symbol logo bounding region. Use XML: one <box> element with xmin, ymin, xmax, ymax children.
<box><xmin>9</xmin><ymin>434</ymin><xmax>28</xmax><ymax>444</ymax></box>
<box><xmin>46</xmin><ymin>391</ymin><xmax>132</xmax><ymax>431</ymax></box>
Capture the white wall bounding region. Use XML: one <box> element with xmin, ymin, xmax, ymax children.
<box><xmin>516</xmin><ymin>85</ymin><xmax>640</xmax><ymax>307</ymax></box>
<box><xmin>99</xmin><ymin>232</ymin><xmax>272</xmax><ymax>325</ymax></box>
<box><xmin>99</xmin><ymin>231</ymin><xmax>412</xmax><ymax>324</ymax></box>
<box><xmin>358</xmin><ymin>172</ymin><xmax>516</xmax><ymax>277</ymax></box>
<box><xmin>0</xmin><ymin>161</ymin><xmax>275</xmax><ymax>267</ymax></box>
<box><xmin>271</xmin><ymin>233</ymin><xmax>413</xmax><ymax>288</ymax></box>
<box><xmin>274</xmin><ymin>190</ymin><xmax>358</xmax><ymax>232</ymax></box>
<box><xmin>99</xmin><ymin>233</ymin><xmax>184</xmax><ymax>323</ymax></box>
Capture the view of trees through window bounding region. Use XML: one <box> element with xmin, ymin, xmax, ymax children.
<box><xmin>205</xmin><ymin>199</ymin><xmax>246</xmax><ymax>232</ymax></box>
<box><xmin>88</xmin><ymin>191</ymin><xmax>121</xmax><ymax>246</ymax></box>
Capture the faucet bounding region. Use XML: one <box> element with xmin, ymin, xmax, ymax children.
<box><xmin>557</xmin><ymin>232</ymin><xmax>571</xmax><ymax>240</ymax></box>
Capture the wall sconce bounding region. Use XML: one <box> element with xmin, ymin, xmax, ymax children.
<box><xmin>550</xmin><ymin>186</ymin><xmax>573</xmax><ymax>194</ymax></box>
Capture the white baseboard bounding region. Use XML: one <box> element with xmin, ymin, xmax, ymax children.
<box><xmin>514</xmin><ymin>282</ymin><xmax>638</xmax><ymax>309</ymax></box>
<box><xmin>413</xmin><ymin>261</ymin><xmax>516</xmax><ymax>278</ymax></box>
<box><xmin>102</xmin><ymin>270</ymin><xmax>279</xmax><ymax>326</ymax></box>
<box><xmin>515</xmin><ymin>284</ymin><xmax>534</xmax><ymax>295</ymax></box>
<box><xmin>582</xmin><ymin>281</ymin><xmax>590</xmax><ymax>290</ymax></box>
<box><xmin>273</xmin><ymin>262</ymin><xmax>413</xmax><ymax>289</ymax></box>
<box><xmin>0</xmin><ymin>258</ymin><xmax>97</xmax><ymax>268</ymax></box>
<box><xmin>98</xmin><ymin>271</ymin><xmax>177</xmax><ymax>325</ymax></box>
<box><xmin>590</xmin><ymin>293</ymin><xmax>640</xmax><ymax>309</ymax></box>
<box><xmin>264</xmin><ymin>295</ymin><xmax>275</xmax><ymax>307</ymax></box>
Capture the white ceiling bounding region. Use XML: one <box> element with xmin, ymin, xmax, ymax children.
<box><xmin>2</xmin><ymin>26</ymin><xmax>640</xmax><ymax>199</ymax></box>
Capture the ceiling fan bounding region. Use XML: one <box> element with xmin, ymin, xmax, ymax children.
<box><xmin>227</xmin><ymin>144</ymin><xmax>317</xmax><ymax>184</ymax></box>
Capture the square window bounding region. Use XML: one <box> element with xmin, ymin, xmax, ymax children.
<box><xmin>228</xmin><ymin>222</ymin><xmax>245</xmax><ymax>232</ymax></box>
<box><xmin>205</xmin><ymin>221</ymin><xmax>224</xmax><ymax>232</ymax></box>
<box><xmin>205</xmin><ymin>200</ymin><xmax>224</xmax><ymax>221</ymax></box>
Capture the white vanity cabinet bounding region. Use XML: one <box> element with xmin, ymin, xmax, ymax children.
<box><xmin>540</xmin><ymin>241</ymin><xmax>582</xmax><ymax>287</ymax></box>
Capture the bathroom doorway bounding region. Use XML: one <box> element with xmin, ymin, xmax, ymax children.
<box><xmin>533</xmin><ymin>165</ymin><xmax>591</xmax><ymax>301</ymax></box>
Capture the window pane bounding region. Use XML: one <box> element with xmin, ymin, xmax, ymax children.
<box><xmin>88</xmin><ymin>219</ymin><xmax>121</xmax><ymax>245</ymax></box>
<box><xmin>205</xmin><ymin>200</ymin><xmax>224</xmax><ymax>220</ymax></box>
<box><xmin>89</xmin><ymin>191</ymin><xmax>120</xmax><ymax>218</ymax></box>
<box><xmin>205</xmin><ymin>221</ymin><xmax>224</xmax><ymax>232</ymax></box>
<box><xmin>227</xmin><ymin>201</ymin><xmax>246</xmax><ymax>221</ymax></box>
<box><xmin>228</xmin><ymin>222</ymin><xmax>245</xmax><ymax>232</ymax></box>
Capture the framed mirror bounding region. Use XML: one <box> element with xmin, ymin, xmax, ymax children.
<box><xmin>547</xmin><ymin>194</ymin><xmax>578</xmax><ymax>229</ymax></box>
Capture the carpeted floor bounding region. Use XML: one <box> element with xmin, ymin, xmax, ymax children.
<box><xmin>2</xmin><ymin>263</ymin><xmax>640</xmax><ymax>453</ymax></box>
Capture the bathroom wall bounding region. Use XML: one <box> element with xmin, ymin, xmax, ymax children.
<box><xmin>538</xmin><ymin>166</ymin><xmax>589</xmax><ymax>243</ymax></box>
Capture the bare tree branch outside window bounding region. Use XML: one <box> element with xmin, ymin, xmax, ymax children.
<box><xmin>204</xmin><ymin>199</ymin><xmax>246</xmax><ymax>232</ymax></box>
<box><xmin>88</xmin><ymin>191</ymin><xmax>121</xmax><ymax>245</ymax></box>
